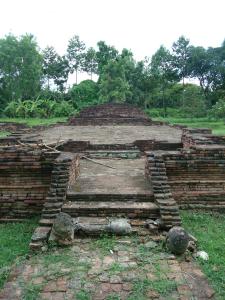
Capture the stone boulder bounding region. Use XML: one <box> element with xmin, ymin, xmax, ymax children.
<box><xmin>166</xmin><ymin>226</ymin><xmax>189</xmax><ymax>255</ymax></box>
<box><xmin>106</xmin><ymin>219</ymin><xmax>132</xmax><ymax>235</ymax></box>
<box><xmin>51</xmin><ymin>212</ymin><xmax>74</xmax><ymax>245</ymax></box>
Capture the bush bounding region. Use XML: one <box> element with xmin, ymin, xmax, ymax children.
<box><xmin>210</xmin><ymin>99</ymin><xmax>225</xmax><ymax>119</ymax></box>
<box><xmin>53</xmin><ymin>101</ymin><xmax>77</xmax><ymax>117</ymax></box>
<box><xmin>69</xmin><ymin>80</ymin><xmax>99</xmax><ymax>110</ymax></box>
<box><xmin>178</xmin><ymin>84</ymin><xmax>207</xmax><ymax>118</ymax></box>
<box><xmin>4</xmin><ymin>99</ymin><xmax>75</xmax><ymax>118</ymax></box>
<box><xmin>145</xmin><ymin>108</ymin><xmax>180</xmax><ymax>118</ymax></box>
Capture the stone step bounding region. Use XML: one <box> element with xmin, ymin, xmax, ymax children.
<box><xmin>66</xmin><ymin>192</ymin><xmax>155</xmax><ymax>202</ymax></box>
<box><xmin>62</xmin><ymin>201</ymin><xmax>159</xmax><ymax>218</ymax></box>
<box><xmin>83</xmin><ymin>150</ymin><xmax>141</xmax><ymax>159</ymax></box>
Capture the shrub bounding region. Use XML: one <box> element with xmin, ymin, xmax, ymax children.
<box><xmin>4</xmin><ymin>99</ymin><xmax>75</xmax><ymax>118</ymax></box>
<box><xmin>53</xmin><ymin>100</ymin><xmax>76</xmax><ymax>117</ymax></box>
<box><xmin>178</xmin><ymin>84</ymin><xmax>207</xmax><ymax>117</ymax></box>
<box><xmin>145</xmin><ymin>108</ymin><xmax>180</xmax><ymax>118</ymax></box>
<box><xmin>69</xmin><ymin>80</ymin><xmax>99</xmax><ymax>110</ymax></box>
<box><xmin>210</xmin><ymin>99</ymin><xmax>225</xmax><ymax>119</ymax></box>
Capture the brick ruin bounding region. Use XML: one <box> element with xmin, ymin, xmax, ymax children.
<box><xmin>69</xmin><ymin>103</ymin><xmax>153</xmax><ymax>125</ymax></box>
<box><xmin>0</xmin><ymin>103</ymin><xmax>225</xmax><ymax>249</ymax></box>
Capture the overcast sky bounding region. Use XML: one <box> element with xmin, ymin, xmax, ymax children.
<box><xmin>1</xmin><ymin>0</ymin><xmax>225</xmax><ymax>58</ymax></box>
<box><xmin>1</xmin><ymin>0</ymin><xmax>225</xmax><ymax>84</ymax></box>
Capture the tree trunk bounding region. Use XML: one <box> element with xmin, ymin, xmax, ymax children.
<box><xmin>162</xmin><ymin>88</ymin><xmax>167</xmax><ymax>118</ymax></box>
<box><xmin>76</xmin><ymin>69</ymin><xmax>78</xmax><ymax>85</ymax></box>
<box><xmin>182</xmin><ymin>77</ymin><xmax>185</xmax><ymax>107</ymax></box>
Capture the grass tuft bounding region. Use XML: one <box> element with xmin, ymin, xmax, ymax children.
<box><xmin>0</xmin><ymin>117</ymin><xmax>67</xmax><ymax>127</ymax></box>
<box><xmin>181</xmin><ymin>211</ymin><xmax>225</xmax><ymax>298</ymax></box>
<box><xmin>0</xmin><ymin>219</ymin><xmax>37</xmax><ymax>289</ymax></box>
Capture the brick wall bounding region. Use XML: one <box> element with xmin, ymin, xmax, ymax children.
<box><xmin>163</xmin><ymin>146</ymin><xmax>225</xmax><ymax>210</ymax></box>
<box><xmin>181</xmin><ymin>128</ymin><xmax>225</xmax><ymax>149</ymax></box>
<box><xmin>69</xmin><ymin>103</ymin><xmax>153</xmax><ymax>125</ymax></box>
<box><xmin>0</xmin><ymin>147</ymin><xmax>58</xmax><ymax>218</ymax></box>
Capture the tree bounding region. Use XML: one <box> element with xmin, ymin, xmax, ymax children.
<box><xmin>188</xmin><ymin>46</ymin><xmax>222</xmax><ymax>106</ymax></box>
<box><xmin>171</xmin><ymin>36</ymin><xmax>192</xmax><ymax>108</ymax></box>
<box><xmin>151</xmin><ymin>46</ymin><xmax>178</xmax><ymax>116</ymax></box>
<box><xmin>180</xmin><ymin>84</ymin><xmax>207</xmax><ymax>117</ymax></box>
<box><xmin>99</xmin><ymin>58</ymin><xmax>131</xmax><ymax>103</ymax></box>
<box><xmin>42</xmin><ymin>46</ymin><xmax>58</xmax><ymax>89</ymax></box>
<box><xmin>0</xmin><ymin>33</ymin><xmax>42</xmax><ymax>105</ymax></box>
<box><xmin>67</xmin><ymin>35</ymin><xmax>86</xmax><ymax>84</ymax></box>
<box><xmin>121</xmin><ymin>52</ymin><xmax>150</xmax><ymax>108</ymax></box>
<box><xmin>96</xmin><ymin>41</ymin><xmax>118</xmax><ymax>78</ymax></box>
<box><xmin>69</xmin><ymin>79</ymin><xmax>99</xmax><ymax>109</ymax></box>
<box><xmin>52</xmin><ymin>55</ymin><xmax>70</xmax><ymax>92</ymax></box>
<box><xmin>42</xmin><ymin>47</ymin><xmax>69</xmax><ymax>92</ymax></box>
<box><xmin>82</xmin><ymin>47</ymin><xmax>98</xmax><ymax>80</ymax></box>
<box><xmin>172</xmin><ymin>36</ymin><xmax>191</xmax><ymax>86</ymax></box>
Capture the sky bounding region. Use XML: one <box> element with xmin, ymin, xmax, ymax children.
<box><xmin>1</xmin><ymin>0</ymin><xmax>225</xmax><ymax>83</ymax></box>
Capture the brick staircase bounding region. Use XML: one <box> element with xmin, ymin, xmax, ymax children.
<box><xmin>61</xmin><ymin>158</ymin><xmax>160</xmax><ymax>233</ymax></box>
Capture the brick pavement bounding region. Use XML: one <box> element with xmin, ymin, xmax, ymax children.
<box><xmin>0</xmin><ymin>236</ymin><xmax>215</xmax><ymax>300</ymax></box>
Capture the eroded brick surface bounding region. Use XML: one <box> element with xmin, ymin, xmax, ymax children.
<box><xmin>0</xmin><ymin>236</ymin><xmax>215</xmax><ymax>300</ymax></box>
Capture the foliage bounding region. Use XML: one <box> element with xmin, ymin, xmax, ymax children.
<box><xmin>37</xmin><ymin>88</ymin><xmax>66</xmax><ymax>101</ymax></box>
<box><xmin>69</xmin><ymin>80</ymin><xmax>99</xmax><ymax>110</ymax></box>
<box><xmin>96</xmin><ymin>41</ymin><xmax>118</xmax><ymax>76</ymax></box>
<box><xmin>82</xmin><ymin>47</ymin><xmax>98</xmax><ymax>80</ymax></box>
<box><xmin>150</xmin><ymin>45</ymin><xmax>178</xmax><ymax>116</ymax></box>
<box><xmin>146</xmin><ymin>107</ymin><xmax>180</xmax><ymax>118</ymax></box>
<box><xmin>0</xmin><ymin>131</ymin><xmax>10</xmax><ymax>137</ymax></box>
<box><xmin>182</xmin><ymin>212</ymin><xmax>225</xmax><ymax>299</ymax></box>
<box><xmin>0</xmin><ymin>220</ymin><xmax>37</xmax><ymax>288</ymax></box>
<box><xmin>52</xmin><ymin>100</ymin><xmax>76</xmax><ymax>117</ymax></box>
<box><xmin>0</xmin><ymin>34</ymin><xmax>42</xmax><ymax>105</ymax></box>
<box><xmin>67</xmin><ymin>35</ymin><xmax>86</xmax><ymax>84</ymax></box>
<box><xmin>0</xmin><ymin>32</ymin><xmax>225</xmax><ymax>119</ymax></box>
<box><xmin>210</xmin><ymin>98</ymin><xmax>225</xmax><ymax>119</ymax></box>
<box><xmin>179</xmin><ymin>84</ymin><xmax>207</xmax><ymax>117</ymax></box>
<box><xmin>151</xmin><ymin>113</ymin><xmax>225</xmax><ymax>135</ymax></box>
<box><xmin>99</xmin><ymin>58</ymin><xmax>131</xmax><ymax>103</ymax></box>
<box><xmin>0</xmin><ymin>117</ymin><xmax>67</xmax><ymax>126</ymax></box>
<box><xmin>172</xmin><ymin>36</ymin><xmax>191</xmax><ymax>85</ymax></box>
<box><xmin>42</xmin><ymin>46</ymin><xmax>70</xmax><ymax>91</ymax></box>
<box><xmin>4</xmin><ymin>99</ymin><xmax>75</xmax><ymax>118</ymax></box>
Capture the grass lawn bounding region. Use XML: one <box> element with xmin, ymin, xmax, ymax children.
<box><xmin>154</xmin><ymin>117</ymin><xmax>225</xmax><ymax>135</ymax></box>
<box><xmin>0</xmin><ymin>117</ymin><xmax>67</xmax><ymax>127</ymax></box>
<box><xmin>182</xmin><ymin>211</ymin><xmax>225</xmax><ymax>299</ymax></box>
<box><xmin>0</xmin><ymin>220</ymin><xmax>37</xmax><ymax>289</ymax></box>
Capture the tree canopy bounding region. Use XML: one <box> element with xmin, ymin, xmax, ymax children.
<box><xmin>1</xmin><ymin>32</ymin><xmax>225</xmax><ymax>118</ymax></box>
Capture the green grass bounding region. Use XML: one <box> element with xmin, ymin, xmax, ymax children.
<box><xmin>92</xmin><ymin>234</ymin><xmax>117</xmax><ymax>255</ymax></box>
<box><xmin>0</xmin><ymin>117</ymin><xmax>67</xmax><ymax>127</ymax></box>
<box><xmin>127</xmin><ymin>278</ymin><xmax>177</xmax><ymax>300</ymax></box>
<box><xmin>0</xmin><ymin>131</ymin><xmax>10</xmax><ymax>137</ymax></box>
<box><xmin>153</xmin><ymin>116</ymin><xmax>225</xmax><ymax>135</ymax></box>
<box><xmin>181</xmin><ymin>211</ymin><xmax>225</xmax><ymax>299</ymax></box>
<box><xmin>0</xmin><ymin>220</ymin><xmax>37</xmax><ymax>289</ymax></box>
<box><xmin>76</xmin><ymin>290</ymin><xmax>91</xmax><ymax>300</ymax></box>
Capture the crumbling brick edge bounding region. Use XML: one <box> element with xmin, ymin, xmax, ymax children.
<box><xmin>145</xmin><ymin>152</ymin><xmax>181</xmax><ymax>229</ymax></box>
<box><xmin>29</xmin><ymin>152</ymin><xmax>80</xmax><ymax>251</ymax></box>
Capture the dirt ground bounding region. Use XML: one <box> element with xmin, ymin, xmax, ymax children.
<box><xmin>37</xmin><ymin>125</ymin><xmax>182</xmax><ymax>144</ymax></box>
